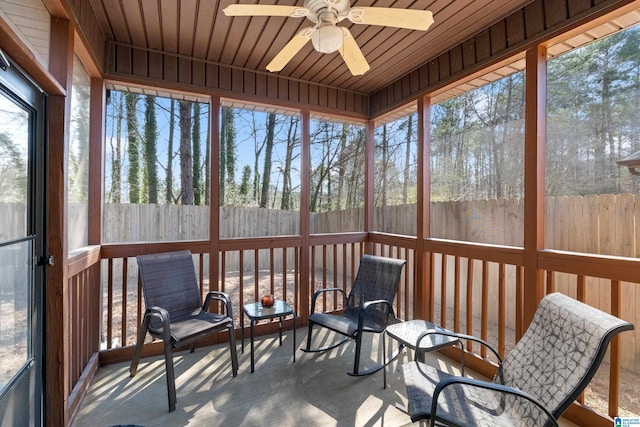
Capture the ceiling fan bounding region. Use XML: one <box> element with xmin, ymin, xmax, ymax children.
<box><xmin>223</xmin><ymin>0</ymin><xmax>434</xmax><ymax>76</ymax></box>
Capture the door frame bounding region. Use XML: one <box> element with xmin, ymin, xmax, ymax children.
<box><xmin>0</xmin><ymin>52</ymin><xmax>47</xmax><ymax>427</ymax></box>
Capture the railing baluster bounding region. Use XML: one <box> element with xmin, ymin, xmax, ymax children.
<box><xmin>515</xmin><ymin>266</ymin><xmax>523</xmax><ymax>342</ymax></box>
<box><xmin>454</xmin><ymin>255</ymin><xmax>460</xmax><ymax>332</ymax></box>
<box><xmin>333</xmin><ymin>244</ymin><xmax>338</xmax><ymax>311</ymax></box>
<box><xmin>577</xmin><ymin>274</ymin><xmax>586</xmax><ymax>302</ymax></box>
<box><xmin>199</xmin><ymin>253</ymin><xmax>205</xmax><ymax>296</ymax></box>
<box><xmin>121</xmin><ymin>257</ymin><xmax>128</xmax><ymax>347</ymax></box>
<box><xmin>351</xmin><ymin>244</ymin><xmax>356</xmax><ymax>286</ymax></box>
<box><xmin>221</xmin><ymin>252</ymin><xmax>226</xmax><ymax>296</ymax></box>
<box><xmin>294</xmin><ymin>246</ymin><xmax>299</xmax><ymax>315</ymax></box>
<box><xmin>107</xmin><ymin>258</ymin><xmax>113</xmax><ymax>349</ymax></box>
<box><xmin>136</xmin><ymin>274</ymin><xmax>142</xmax><ymax>338</ymax></box>
<box><xmin>546</xmin><ymin>270</ymin><xmax>555</xmax><ymax>294</ymax></box>
<box><xmin>498</xmin><ymin>263</ymin><xmax>506</xmax><ymax>358</ymax></box>
<box><xmin>342</xmin><ymin>243</ymin><xmax>348</xmax><ymax>302</ymax></box>
<box><xmin>282</xmin><ymin>247</ymin><xmax>287</xmax><ymax>303</ymax></box>
<box><xmin>311</xmin><ymin>245</ymin><xmax>316</xmax><ymax>307</ymax></box>
<box><xmin>440</xmin><ymin>254</ymin><xmax>447</xmax><ymax>328</ymax></box>
<box><xmin>322</xmin><ymin>245</ymin><xmax>327</xmax><ymax>310</ymax></box>
<box><xmin>428</xmin><ymin>252</ymin><xmax>435</xmax><ymax>321</ymax></box>
<box><xmin>254</xmin><ymin>250</ymin><xmax>259</xmax><ymax>301</ymax></box>
<box><xmin>466</xmin><ymin>258</ymin><xmax>474</xmax><ymax>352</ymax></box>
<box><xmin>481</xmin><ymin>260</ymin><xmax>488</xmax><ymax>359</ymax></box>
<box><xmin>404</xmin><ymin>248</ymin><xmax>410</xmax><ymax>320</ymax></box>
<box><xmin>239</xmin><ymin>250</ymin><xmax>244</xmax><ymax>305</ymax></box>
<box><xmin>609</xmin><ymin>279</ymin><xmax>622</xmax><ymax>417</ymax></box>
<box><xmin>270</xmin><ymin>247</ymin><xmax>275</xmax><ymax>295</ymax></box>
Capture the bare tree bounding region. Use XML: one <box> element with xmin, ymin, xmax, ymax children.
<box><xmin>126</xmin><ymin>93</ymin><xmax>140</xmax><ymax>203</ymax></box>
<box><xmin>143</xmin><ymin>95</ymin><xmax>158</xmax><ymax>203</ymax></box>
<box><xmin>179</xmin><ymin>100</ymin><xmax>194</xmax><ymax>205</ymax></box>
<box><xmin>109</xmin><ymin>92</ymin><xmax>123</xmax><ymax>203</ymax></box>
<box><xmin>280</xmin><ymin>116</ymin><xmax>299</xmax><ymax>210</ymax></box>
<box><xmin>166</xmin><ymin>99</ymin><xmax>175</xmax><ymax>203</ymax></box>
<box><xmin>260</xmin><ymin>113</ymin><xmax>276</xmax><ymax>208</ymax></box>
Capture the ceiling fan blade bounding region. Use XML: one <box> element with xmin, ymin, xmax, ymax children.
<box><xmin>223</xmin><ymin>4</ymin><xmax>308</xmax><ymax>18</ymax></box>
<box><xmin>347</xmin><ymin>7</ymin><xmax>434</xmax><ymax>31</ymax></box>
<box><xmin>339</xmin><ymin>28</ymin><xmax>370</xmax><ymax>76</ymax></box>
<box><xmin>266</xmin><ymin>27</ymin><xmax>314</xmax><ymax>72</ymax></box>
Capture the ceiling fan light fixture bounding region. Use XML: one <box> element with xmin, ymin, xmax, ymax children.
<box><xmin>311</xmin><ymin>23</ymin><xmax>344</xmax><ymax>53</ymax></box>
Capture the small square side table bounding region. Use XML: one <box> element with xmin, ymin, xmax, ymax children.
<box><xmin>384</xmin><ymin>319</ymin><xmax>462</xmax><ymax>388</ymax></box>
<box><xmin>241</xmin><ymin>299</ymin><xmax>296</xmax><ymax>373</ymax></box>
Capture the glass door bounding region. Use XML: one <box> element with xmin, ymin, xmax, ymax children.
<box><xmin>0</xmin><ymin>53</ymin><xmax>46</xmax><ymax>426</ymax></box>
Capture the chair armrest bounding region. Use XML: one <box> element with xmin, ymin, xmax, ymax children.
<box><xmin>310</xmin><ymin>287</ymin><xmax>347</xmax><ymax>315</ymax></box>
<box><xmin>203</xmin><ymin>291</ymin><xmax>234</xmax><ymax>319</ymax></box>
<box><xmin>415</xmin><ymin>329</ymin><xmax>504</xmax><ymax>382</ymax></box>
<box><xmin>357</xmin><ymin>299</ymin><xmax>396</xmax><ymax>331</ymax></box>
<box><xmin>146</xmin><ymin>305</ymin><xmax>172</xmax><ymax>343</ymax></box>
<box><xmin>429</xmin><ymin>376</ymin><xmax>558</xmax><ymax>427</ymax></box>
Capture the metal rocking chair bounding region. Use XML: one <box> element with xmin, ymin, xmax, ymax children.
<box><xmin>302</xmin><ymin>254</ymin><xmax>406</xmax><ymax>376</ymax></box>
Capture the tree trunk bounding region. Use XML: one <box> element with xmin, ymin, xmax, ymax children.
<box><xmin>381</xmin><ymin>125</ymin><xmax>388</xmax><ymax>206</ymax></box>
<box><xmin>126</xmin><ymin>93</ymin><xmax>140</xmax><ymax>203</ymax></box>
<box><xmin>166</xmin><ymin>99</ymin><xmax>175</xmax><ymax>204</ymax></box>
<box><xmin>192</xmin><ymin>102</ymin><xmax>201</xmax><ymax>205</ymax></box>
<box><xmin>260</xmin><ymin>113</ymin><xmax>276</xmax><ymax>208</ymax></box>
<box><xmin>179</xmin><ymin>100</ymin><xmax>194</xmax><ymax>205</ymax></box>
<box><xmin>336</xmin><ymin>124</ymin><xmax>348</xmax><ymax>210</ymax></box>
<box><xmin>111</xmin><ymin>92</ymin><xmax>122</xmax><ymax>203</ymax></box>
<box><xmin>220</xmin><ymin>107</ymin><xmax>236</xmax><ymax>205</ymax></box>
<box><xmin>144</xmin><ymin>95</ymin><xmax>158</xmax><ymax>203</ymax></box>
<box><xmin>281</xmin><ymin>116</ymin><xmax>297</xmax><ymax>210</ymax></box>
<box><xmin>402</xmin><ymin>115</ymin><xmax>412</xmax><ymax>204</ymax></box>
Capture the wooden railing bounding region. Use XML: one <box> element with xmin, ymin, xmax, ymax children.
<box><xmin>64</xmin><ymin>234</ymin><xmax>638</xmax><ymax>427</ymax></box>
<box><xmin>66</xmin><ymin>245</ymin><xmax>102</xmax><ymax>420</ymax></box>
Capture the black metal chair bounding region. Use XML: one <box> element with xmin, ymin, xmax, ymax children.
<box><xmin>129</xmin><ymin>250</ymin><xmax>238</xmax><ymax>412</ymax></box>
<box><xmin>402</xmin><ymin>292</ymin><xmax>634</xmax><ymax>426</ymax></box>
<box><xmin>302</xmin><ymin>254</ymin><xmax>406</xmax><ymax>376</ymax></box>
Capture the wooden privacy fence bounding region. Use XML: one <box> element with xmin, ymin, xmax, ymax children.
<box><xmin>97</xmin><ymin>194</ymin><xmax>640</xmax><ymax>257</ymax></box>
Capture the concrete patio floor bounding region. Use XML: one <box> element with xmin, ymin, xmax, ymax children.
<box><xmin>71</xmin><ymin>328</ymin><xmax>579</xmax><ymax>427</ymax></box>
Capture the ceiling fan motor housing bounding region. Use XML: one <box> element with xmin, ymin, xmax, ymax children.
<box><xmin>304</xmin><ymin>0</ymin><xmax>351</xmax><ymax>23</ymax></box>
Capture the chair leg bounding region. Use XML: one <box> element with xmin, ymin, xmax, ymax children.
<box><xmin>189</xmin><ymin>342</ymin><xmax>197</xmax><ymax>353</ymax></box>
<box><xmin>348</xmin><ymin>332</ymin><xmax>401</xmax><ymax>377</ymax></box>
<box><xmin>228</xmin><ymin>323</ymin><xmax>238</xmax><ymax>376</ymax></box>
<box><xmin>305</xmin><ymin>322</ymin><xmax>314</xmax><ymax>350</ymax></box>
<box><xmin>352</xmin><ymin>332</ymin><xmax>363</xmax><ymax>375</ymax></box>
<box><xmin>163</xmin><ymin>338</ymin><xmax>177</xmax><ymax>412</ymax></box>
<box><xmin>130</xmin><ymin>315</ymin><xmax>151</xmax><ymax>377</ymax></box>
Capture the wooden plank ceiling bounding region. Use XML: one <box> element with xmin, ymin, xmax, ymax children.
<box><xmin>87</xmin><ymin>0</ymin><xmax>535</xmax><ymax>95</ymax></box>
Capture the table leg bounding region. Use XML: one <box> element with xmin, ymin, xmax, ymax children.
<box><xmin>278</xmin><ymin>316</ymin><xmax>283</xmax><ymax>346</ymax></box>
<box><xmin>250</xmin><ymin>319</ymin><xmax>255</xmax><ymax>373</ymax></box>
<box><xmin>241</xmin><ymin>310</ymin><xmax>245</xmax><ymax>354</ymax></box>
<box><xmin>292</xmin><ymin>313</ymin><xmax>296</xmax><ymax>363</ymax></box>
<box><xmin>383</xmin><ymin>330</ymin><xmax>387</xmax><ymax>389</ymax></box>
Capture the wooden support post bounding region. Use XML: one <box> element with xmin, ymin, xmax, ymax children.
<box><xmin>88</xmin><ymin>78</ymin><xmax>104</xmax><ymax>245</ymax></box>
<box><xmin>210</xmin><ymin>96</ymin><xmax>221</xmax><ymax>295</ymax></box>
<box><xmin>416</xmin><ymin>95</ymin><xmax>432</xmax><ymax>320</ymax></box>
<box><xmin>46</xmin><ymin>16</ymin><xmax>73</xmax><ymax>427</ymax></box>
<box><xmin>299</xmin><ymin>110</ymin><xmax>311</xmax><ymax>322</ymax></box>
<box><xmin>523</xmin><ymin>45</ymin><xmax>547</xmax><ymax>329</ymax></box>
<box><xmin>364</xmin><ymin>120</ymin><xmax>375</xmax><ymax>254</ymax></box>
